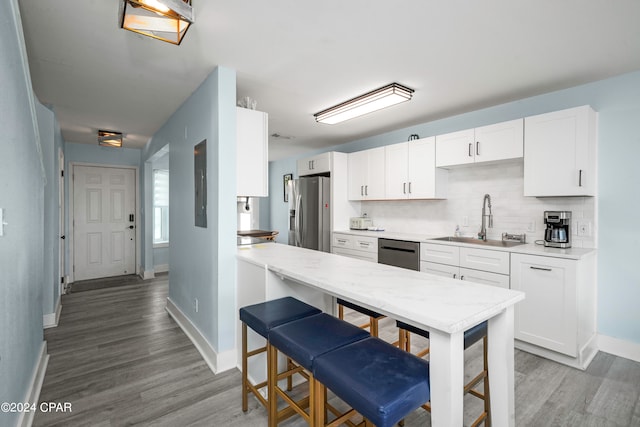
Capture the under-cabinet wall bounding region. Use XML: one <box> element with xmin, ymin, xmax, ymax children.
<box><xmin>359</xmin><ymin>160</ymin><xmax>596</xmax><ymax>248</ymax></box>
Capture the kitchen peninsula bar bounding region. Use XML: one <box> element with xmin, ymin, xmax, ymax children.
<box><xmin>237</xmin><ymin>242</ymin><xmax>525</xmax><ymax>426</ymax></box>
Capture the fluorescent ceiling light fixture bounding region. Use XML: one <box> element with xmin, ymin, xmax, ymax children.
<box><xmin>314</xmin><ymin>83</ymin><xmax>414</xmax><ymax>125</ymax></box>
<box><xmin>98</xmin><ymin>130</ymin><xmax>123</xmax><ymax>148</ymax></box>
<box><xmin>120</xmin><ymin>0</ymin><xmax>194</xmax><ymax>45</ymax></box>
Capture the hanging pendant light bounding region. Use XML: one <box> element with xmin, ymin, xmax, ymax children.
<box><xmin>120</xmin><ymin>0</ymin><xmax>194</xmax><ymax>45</ymax></box>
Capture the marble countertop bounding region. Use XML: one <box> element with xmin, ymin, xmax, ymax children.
<box><xmin>237</xmin><ymin>242</ymin><xmax>524</xmax><ymax>335</ymax></box>
<box><xmin>334</xmin><ymin>229</ymin><xmax>595</xmax><ymax>260</ymax></box>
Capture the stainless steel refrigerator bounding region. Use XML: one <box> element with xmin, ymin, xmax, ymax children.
<box><xmin>288</xmin><ymin>176</ymin><xmax>330</xmax><ymax>252</ymax></box>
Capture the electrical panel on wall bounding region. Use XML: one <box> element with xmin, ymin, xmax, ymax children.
<box><xmin>194</xmin><ymin>140</ymin><xmax>207</xmax><ymax>228</ymax></box>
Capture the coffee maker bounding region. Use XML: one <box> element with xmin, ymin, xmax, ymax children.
<box><xmin>544</xmin><ymin>211</ymin><xmax>571</xmax><ymax>248</ymax></box>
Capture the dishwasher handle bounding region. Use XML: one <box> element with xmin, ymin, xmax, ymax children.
<box><xmin>379</xmin><ymin>245</ymin><xmax>417</xmax><ymax>254</ymax></box>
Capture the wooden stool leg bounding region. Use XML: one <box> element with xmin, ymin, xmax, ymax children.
<box><xmin>338</xmin><ymin>304</ymin><xmax>344</xmax><ymax>320</ymax></box>
<box><xmin>483</xmin><ymin>336</ymin><xmax>491</xmax><ymax>426</ymax></box>
<box><xmin>242</xmin><ymin>323</ymin><xmax>248</xmax><ymax>412</ymax></box>
<box><xmin>370</xmin><ymin>317</ymin><xmax>379</xmax><ymax>337</ymax></box>
<box><xmin>268</xmin><ymin>344</ymin><xmax>278</xmax><ymax>427</ymax></box>
<box><xmin>287</xmin><ymin>357</ymin><xmax>294</xmax><ymax>391</ymax></box>
<box><xmin>313</xmin><ymin>379</ymin><xmax>326</xmax><ymax>426</ymax></box>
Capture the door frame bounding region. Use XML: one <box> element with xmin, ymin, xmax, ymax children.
<box><xmin>68</xmin><ymin>162</ymin><xmax>140</xmax><ymax>283</ymax></box>
<box><xmin>58</xmin><ymin>148</ymin><xmax>66</xmax><ymax>294</ymax></box>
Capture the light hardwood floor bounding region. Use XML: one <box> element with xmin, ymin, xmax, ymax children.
<box><xmin>33</xmin><ymin>274</ymin><xmax>640</xmax><ymax>426</ymax></box>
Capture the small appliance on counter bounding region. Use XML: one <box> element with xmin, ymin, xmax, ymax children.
<box><xmin>349</xmin><ymin>216</ymin><xmax>373</xmax><ymax>230</ymax></box>
<box><xmin>544</xmin><ymin>211</ymin><xmax>571</xmax><ymax>248</ymax></box>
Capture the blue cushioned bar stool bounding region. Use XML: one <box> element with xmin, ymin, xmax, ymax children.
<box><xmin>337</xmin><ymin>298</ymin><xmax>385</xmax><ymax>337</ymax></box>
<box><xmin>397</xmin><ymin>320</ymin><xmax>490</xmax><ymax>427</ymax></box>
<box><xmin>239</xmin><ymin>297</ymin><xmax>321</xmax><ymax>413</ymax></box>
<box><xmin>313</xmin><ymin>336</ymin><xmax>431</xmax><ymax>427</ymax></box>
<box><xmin>267</xmin><ymin>313</ymin><xmax>370</xmax><ymax>426</ymax></box>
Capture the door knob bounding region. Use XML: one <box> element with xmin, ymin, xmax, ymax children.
<box><xmin>128</xmin><ymin>225</ymin><xmax>135</xmax><ymax>229</ymax></box>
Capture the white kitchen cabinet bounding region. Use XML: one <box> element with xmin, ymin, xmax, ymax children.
<box><xmin>524</xmin><ymin>105</ymin><xmax>597</xmax><ymax>197</ymax></box>
<box><xmin>421</xmin><ymin>261</ymin><xmax>459</xmax><ymax>279</ymax></box>
<box><xmin>297</xmin><ymin>152</ymin><xmax>332</xmax><ymax>176</ymax></box>
<box><xmin>435</xmin><ymin>118</ymin><xmax>523</xmax><ymax>168</ymax></box>
<box><xmin>510</xmin><ymin>253</ymin><xmax>596</xmax><ymax>366</ymax></box>
<box><xmin>459</xmin><ymin>247</ymin><xmax>510</xmax><ymax>275</ymax></box>
<box><xmin>385</xmin><ymin>137</ymin><xmax>448</xmax><ymax>199</ymax></box>
<box><xmin>332</xmin><ymin>232</ymin><xmax>378</xmax><ymax>262</ymax></box>
<box><xmin>236</xmin><ymin>107</ymin><xmax>268</xmax><ymax>197</ymax></box>
<box><xmin>348</xmin><ymin>147</ymin><xmax>385</xmax><ymax>200</ymax></box>
<box><xmin>420</xmin><ymin>243</ymin><xmax>510</xmax><ymax>288</ymax></box>
<box><xmin>459</xmin><ymin>268</ymin><xmax>510</xmax><ymax>289</ymax></box>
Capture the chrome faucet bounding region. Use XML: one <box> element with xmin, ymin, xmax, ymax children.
<box><xmin>478</xmin><ymin>194</ymin><xmax>493</xmax><ymax>241</ymax></box>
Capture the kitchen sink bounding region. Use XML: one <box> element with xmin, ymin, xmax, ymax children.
<box><xmin>433</xmin><ymin>236</ymin><xmax>526</xmax><ymax>247</ymax></box>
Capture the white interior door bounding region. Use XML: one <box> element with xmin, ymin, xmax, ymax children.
<box><xmin>73</xmin><ymin>165</ymin><xmax>136</xmax><ymax>281</ymax></box>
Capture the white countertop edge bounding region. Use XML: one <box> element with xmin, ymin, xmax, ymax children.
<box><xmin>333</xmin><ymin>229</ymin><xmax>596</xmax><ymax>260</ymax></box>
<box><xmin>237</xmin><ymin>243</ymin><xmax>525</xmax><ymax>334</ymax></box>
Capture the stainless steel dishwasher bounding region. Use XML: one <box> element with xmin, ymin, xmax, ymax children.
<box><xmin>377</xmin><ymin>238</ymin><xmax>420</xmax><ymax>271</ymax></box>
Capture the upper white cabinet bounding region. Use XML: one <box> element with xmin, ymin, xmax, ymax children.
<box><xmin>237</xmin><ymin>107</ymin><xmax>268</xmax><ymax>197</ymax></box>
<box><xmin>436</xmin><ymin>118</ymin><xmax>524</xmax><ymax>168</ymax></box>
<box><xmin>297</xmin><ymin>152</ymin><xmax>332</xmax><ymax>176</ymax></box>
<box><xmin>524</xmin><ymin>105</ymin><xmax>597</xmax><ymax>197</ymax></box>
<box><xmin>348</xmin><ymin>147</ymin><xmax>385</xmax><ymax>200</ymax></box>
<box><xmin>385</xmin><ymin>137</ymin><xmax>447</xmax><ymax>199</ymax></box>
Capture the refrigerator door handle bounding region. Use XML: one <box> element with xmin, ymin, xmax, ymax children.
<box><xmin>295</xmin><ymin>193</ymin><xmax>303</xmax><ymax>247</ymax></box>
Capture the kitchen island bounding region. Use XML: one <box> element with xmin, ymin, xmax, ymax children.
<box><xmin>237</xmin><ymin>242</ymin><xmax>525</xmax><ymax>426</ymax></box>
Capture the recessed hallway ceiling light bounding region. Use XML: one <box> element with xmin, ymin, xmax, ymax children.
<box><xmin>98</xmin><ymin>130</ymin><xmax>123</xmax><ymax>148</ymax></box>
<box><xmin>314</xmin><ymin>83</ymin><xmax>414</xmax><ymax>125</ymax></box>
<box><xmin>120</xmin><ymin>0</ymin><xmax>194</xmax><ymax>45</ymax></box>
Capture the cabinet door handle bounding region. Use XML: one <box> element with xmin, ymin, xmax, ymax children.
<box><xmin>337</xmin><ymin>239</ymin><xmax>347</xmax><ymax>243</ymax></box>
<box><xmin>476</xmin><ymin>141</ymin><xmax>480</xmax><ymax>156</ymax></box>
<box><xmin>579</xmin><ymin>169</ymin><xmax>583</xmax><ymax>187</ymax></box>
<box><xmin>460</xmin><ymin>275</ymin><xmax>465</xmax><ymax>280</ymax></box>
<box><xmin>408</xmin><ymin>182</ymin><xmax>412</xmax><ymax>194</ymax></box>
<box><xmin>530</xmin><ymin>266</ymin><xmax>552</xmax><ymax>272</ymax></box>
<box><xmin>453</xmin><ymin>273</ymin><xmax>457</xmax><ymax>279</ymax></box>
<box><xmin>468</xmin><ymin>143</ymin><xmax>473</xmax><ymax>157</ymax></box>
<box><xmin>403</xmin><ymin>182</ymin><xmax>406</xmax><ymax>194</ymax></box>
<box><xmin>365</xmin><ymin>185</ymin><xmax>368</xmax><ymax>196</ymax></box>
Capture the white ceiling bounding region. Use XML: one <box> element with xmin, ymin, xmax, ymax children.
<box><xmin>18</xmin><ymin>1</ymin><xmax>640</xmax><ymax>161</ymax></box>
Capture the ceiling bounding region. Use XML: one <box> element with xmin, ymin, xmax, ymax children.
<box><xmin>18</xmin><ymin>1</ymin><xmax>640</xmax><ymax>161</ymax></box>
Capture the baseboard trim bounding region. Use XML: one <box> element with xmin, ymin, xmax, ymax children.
<box><xmin>140</xmin><ymin>268</ymin><xmax>155</xmax><ymax>280</ymax></box>
<box><xmin>165</xmin><ymin>298</ymin><xmax>237</xmax><ymax>374</ymax></box>
<box><xmin>17</xmin><ymin>341</ymin><xmax>49</xmax><ymax>427</ymax></box>
<box><xmin>598</xmin><ymin>334</ymin><xmax>640</xmax><ymax>363</ymax></box>
<box><xmin>43</xmin><ymin>297</ymin><xmax>62</xmax><ymax>329</ymax></box>
<box><xmin>154</xmin><ymin>264</ymin><xmax>169</xmax><ymax>274</ymax></box>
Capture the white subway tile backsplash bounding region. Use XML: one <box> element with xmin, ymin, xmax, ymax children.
<box><xmin>362</xmin><ymin>160</ymin><xmax>597</xmax><ymax>248</ymax></box>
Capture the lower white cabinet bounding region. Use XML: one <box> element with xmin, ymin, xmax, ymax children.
<box><xmin>510</xmin><ymin>253</ymin><xmax>596</xmax><ymax>363</ymax></box>
<box><xmin>420</xmin><ymin>243</ymin><xmax>510</xmax><ymax>288</ymax></box>
<box><xmin>332</xmin><ymin>233</ymin><xmax>378</xmax><ymax>262</ymax></box>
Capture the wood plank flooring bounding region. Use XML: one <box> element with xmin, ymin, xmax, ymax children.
<box><xmin>34</xmin><ymin>274</ymin><xmax>640</xmax><ymax>426</ymax></box>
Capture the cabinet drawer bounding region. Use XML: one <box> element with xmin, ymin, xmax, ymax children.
<box><xmin>460</xmin><ymin>268</ymin><xmax>509</xmax><ymax>289</ymax></box>
<box><xmin>459</xmin><ymin>247</ymin><xmax>510</xmax><ymax>275</ymax></box>
<box><xmin>353</xmin><ymin>236</ymin><xmax>377</xmax><ymax>253</ymax></box>
<box><xmin>333</xmin><ymin>233</ymin><xmax>353</xmax><ymax>249</ymax></box>
<box><xmin>332</xmin><ymin>233</ymin><xmax>377</xmax><ymax>254</ymax></box>
<box><xmin>332</xmin><ymin>247</ymin><xmax>378</xmax><ymax>263</ymax></box>
<box><xmin>420</xmin><ymin>261</ymin><xmax>459</xmax><ymax>279</ymax></box>
<box><xmin>421</xmin><ymin>243</ymin><xmax>460</xmax><ymax>264</ymax></box>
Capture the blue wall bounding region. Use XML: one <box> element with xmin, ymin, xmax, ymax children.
<box><xmin>0</xmin><ymin>1</ymin><xmax>46</xmax><ymax>424</ymax></box>
<box><xmin>269</xmin><ymin>71</ymin><xmax>640</xmax><ymax>346</ymax></box>
<box><xmin>142</xmin><ymin>67</ymin><xmax>237</xmax><ymax>355</ymax></box>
